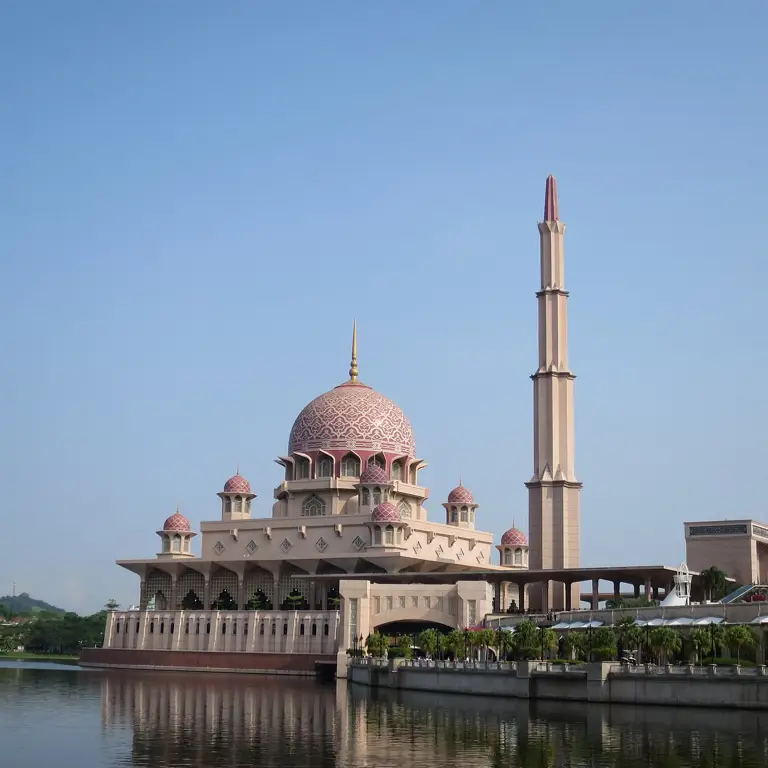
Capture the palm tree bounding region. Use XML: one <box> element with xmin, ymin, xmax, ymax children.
<box><xmin>563</xmin><ymin>631</ymin><xmax>584</xmax><ymax>661</ymax></box>
<box><xmin>445</xmin><ymin>629</ymin><xmax>464</xmax><ymax>659</ymax></box>
<box><xmin>724</xmin><ymin>625</ymin><xmax>757</xmax><ymax>664</ymax></box>
<box><xmin>648</xmin><ymin>627</ymin><xmax>682</xmax><ymax>664</ymax></box>
<box><xmin>690</xmin><ymin>628</ymin><xmax>711</xmax><ymax>665</ymax></box>
<box><xmin>495</xmin><ymin>628</ymin><xmax>515</xmax><ymax>661</ymax></box>
<box><xmin>700</xmin><ymin>566</ymin><xmax>728</xmax><ymax>602</ymax></box>
<box><xmin>513</xmin><ymin>620</ymin><xmax>539</xmax><ymax>659</ymax></box>
<box><xmin>614</xmin><ymin>617</ymin><xmax>643</xmax><ymax>658</ymax></box>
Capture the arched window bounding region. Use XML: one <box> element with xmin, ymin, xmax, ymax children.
<box><xmin>514</xmin><ymin>548</ymin><xmax>523</xmax><ymax>565</ymax></box>
<box><xmin>341</xmin><ymin>454</ymin><xmax>361</xmax><ymax>477</ymax></box>
<box><xmin>317</xmin><ymin>457</ymin><xmax>333</xmax><ymax>478</ymax></box>
<box><xmin>259</xmin><ymin>622</ymin><xmax>265</xmax><ymax>635</ymax></box>
<box><xmin>504</xmin><ymin>549</ymin><xmax>512</xmax><ymax>565</ymax></box>
<box><xmin>300</xmin><ymin>623</ymin><xmax>305</xmax><ymax>636</ymax></box>
<box><xmin>162</xmin><ymin>537</ymin><xmax>170</xmax><ymax>553</ymax></box>
<box><xmin>115</xmin><ymin>622</ymin><xmax>121</xmax><ymax>634</ymax></box>
<box><xmin>302</xmin><ymin>495</ymin><xmax>326</xmax><ymax>517</ymax></box>
<box><xmin>384</xmin><ymin>525</ymin><xmax>394</xmax><ymax>545</ymax></box>
<box><xmin>392</xmin><ymin>461</ymin><xmax>403</xmax><ymax>482</ymax></box>
<box><xmin>172</xmin><ymin>534</ymin><xmax>181</xmax><ymax>553</ymax></box>
<box><xmin>451</xmin><ymin>507</ymin><xmax>458</xmax><ymax>523</ymax></box>
<box><xmin>246</xmin><ymin>499</ymin><xmax>252</xmax><ymax>515</ymax></box>
<box><xmin>234</xmin><ymin>496</ymin><xmax>243</xmax><ymax>515</ymax></box>
<box><xmin>372</xmin><ymin>487</ymin><xmax>382</xmax><ymax>506</ymax></box>
<box><xmin>271</xmin><ymin>623</ymin><xmax>276</xmax><ymax>635</ymax></box>
<box><xmin>461</xmin><ymin>506</ymin><xmax>469</xmax><ymax>522</ymax></box>
<box><xmin>225</xmin><ymin>497</ymin><xmax>232</xmax><ymax>516</ymax></box>
<box><xmin>312</xmin><ymin>623</ymin><xmax>317</xmax><ymax>636</ymax></box>
<box><xmin>297</xmin><ymin>458</ymin><xmax>310</xmax><ymax>479</ymax></box>
<box><xmin>283</xmin><ymin>623</ymin><xmax>288</xmax><ymax>636</ymax></box>
<box><xmin>324</xmin><ymin>623</ymin><xmax>329</xmax><ymax>636</ymax></box>
<box><xmin>373</xmin><ymin>527</ymin><xmax>382</xmax><ymax>545</ymax></box>
<box><xmin>368</xmin><ymin>455</ymin><xmax>385</xmax><ymax>470</ymax></box>
<box><xmin>183</xmin><ymin>537</ymin><xmax>190</xmax><ymax>553</ymax></box>
<box><xmin>397</xmin><ymin>500</ymin><xmax>411</xmax><ymax>519</ymax></box>
<box><xmin>362</xmin><ymin>488</ymin><xmax>370</xmax><ymax>505</ymax></box>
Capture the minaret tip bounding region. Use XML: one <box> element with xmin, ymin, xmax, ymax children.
<box><xmin>348</xmin><ymin>320</ymin><xmax>359</xmax><ymax>382</ymax></box>
<box><xmin>544</xmin><ymin>175</ymin><xmax>559</xmax><ymax>221</ymax></box>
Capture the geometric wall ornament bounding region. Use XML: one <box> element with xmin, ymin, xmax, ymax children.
<box><xmin>315</xmin><ymin>536</ymin><xmax>328</xmax><ymax>553</ymax></box>
<box><xmin>246</xmin><ymin>540</ymin><xmax>258</xmax><ymax>555</ymax></box>
<box><xmin>213</xmin><ymin>541</ymin><xmax>225</xmax><ymax>555</ymax></box>
<box><xmin>280</xmin><ymin>538</ymin><xmax>293</xmax><ymax>553</ymax></box>
<box><xmin>352</xmin><ymin>535</ymin><xmax>365</xmax><ymax>551</ymax></box>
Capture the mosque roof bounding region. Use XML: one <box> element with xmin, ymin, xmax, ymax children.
<box><xmin>501</xmin><ymin>526</ymin><xmax>527</xmax><ymax>546</ymax></box>
<box><xmin>372</xmin><ymin>501</ymin><xmax>401</xmax><ymax>522</ymax></box>
<box><xmin>447</xmin><ymin>485</ymin><xmax>474</xmax><ymax>504</ymax></box>
<box><xmin>163</xmin><ymin>511</ymin><xmax>191</xmax><ymax>532</ymax></box>
<box><xmin>359</xmin><ymin>465</ymin><xmax>389</xmax><ymax>484</ymax></box>
<box><xmin>223</xmin><ymin>473</ymin><xmax>251</xmax><ymax>494</ymax></box>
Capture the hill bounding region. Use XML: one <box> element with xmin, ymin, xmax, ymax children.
<box><xmin>0</xmin><ymin>592</ymin><xmax>66</xmax><ymax>615</ymax></box>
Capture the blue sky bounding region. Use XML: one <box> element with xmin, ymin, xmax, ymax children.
<box><xmin>1</xmin><ymin>2</ymin><xmax>766</xmax><ymax>613</ymax></box>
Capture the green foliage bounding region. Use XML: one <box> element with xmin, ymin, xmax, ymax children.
<box><xmin>690</xmin><ymin>628</ymin><xmax>711</xmax><ymax>663</ymax></box>
<box><xmin>4</xmin><ymin>610</ymin><xmax>107</xmax><ymax>655</ymax></box>
<box><xmin>605</xmin><ymin>598</ymin><xmax>658</xmax><ymax>609</ymax></box>
<box><xmin>588</xmin><ymin>627</ymin><xmax>618</xmax><ymax>661</ymax></box>
<box><xmin>494</xmin><ymin>628</ymin><xmax>515</xmax><ymax>659</ymax></box>
<box><xmin>104</xmin><ymin>599</ymin><xmax>120</xmax><ymax>611</ymax></box>
<box><xmin>512</xmin><ymin>620</ymin><xmax>540</xmax><ymax>659</ymax></box>
<box><xmin>648</xmin><ymin>627</ymin><xmax>682</xmax><ymax>663</ymax></box>
<box><xmin>365</xmin><ymin>632</ymin><xmax>389</xmax><ymax>658</ymax></box>
<box><xmin>395</xmin><ymin>635</ymin><xmax>413</xmax><ymax>659</ymax></box>
<box><xmin>0</xmin><ymin>592</ymin><xmax>66</xmax><ymax>615</ymax></box>
<box><xmin>699</xmin><ymin>566</ymin><xmax>728</xmax><ymax>601</ymax></box>
<box><xmin>444</xmin><ymin>629</ymin><xmax>465</xmax><ymax>657</ymax></box>
<box><xmin>701</xmin><ymin>656</ymin><xmax>758</xmax><ymax>667</ymax></box>
<box><xmin>416</xmin><ymin>629</ymin><xmax>439</xmax><ymax>657</ymax></box>
<box><xmin>614</xmin><ymin>617</ymin><xmax>643</xmax><ymax>655</ymax></box>
<box><xmin>724</xmin><ymin>625</ymin><xmax>757</xmax><ymax>662</ymax></box>
<box><xmin>563</xmin><ymin>631</ymin><xmax>585</xmax><ymax>660</ymax></box>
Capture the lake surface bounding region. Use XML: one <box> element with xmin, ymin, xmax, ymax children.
<box><xmin>2</xmin><ymin>660</ymin><xmax>768</xmax><ymax>767</ymax></box>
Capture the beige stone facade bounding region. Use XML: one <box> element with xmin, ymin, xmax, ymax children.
<box><xmin>684</xmin><ymin>520</ymin><xmax>768</xmax><ymax>585</ymax></box>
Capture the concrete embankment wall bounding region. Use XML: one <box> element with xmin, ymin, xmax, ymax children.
<box><xmin>349</xmin><ymin>661</ymin><xmax>768</xmax><ymax>710</ymax></box>
<box><xmin>80</xmin><ymin>648</ymin><xmax>335</xmax><ymax>677</ymax></box>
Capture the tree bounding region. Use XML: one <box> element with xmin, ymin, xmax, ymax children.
<box><xmin>416</xmin><ymin>629</ymin><xmax>439</xmax><ymax>658</ymax></box>
<box><xmin>690</xmin><ymin>628</ymin><xmax>711</xmax><ymax>664</ymax></box>
<box><xmin>724</xmin><ymin>625</ymin><xmax>757</xmax><ymax>663</ymax></box>
<box><xmin>395</xmin><ymin>635</ymin><xmax>413</xmax><ymax>659</ymax></box>
<box><xmin>614</xmin><ymin>617</ymin><xmax>643</xmax><ymax>657</ymax></box>
<box><xmin>495</xmin><ymin>628</ymin><xmax>515</xmax><ymax>661</ymax></box>
<box><xmin>563</xmin><ymin>631</ymin><xmax>584</xmax><ymax>661</ymax></box>
<box><xmin>588</xmin><ymin>627</ymin><xmax>618</xmax><ymax>661</ymax></box>
<box><xmin>104</xmin><ymin>599</ymin><xmax>120</xmax><ymax>611</ymax></box>
<box><xmin>648</xmin><ymin>627</ymin><xmax>682</xmax><ymax>664</ymax></box>
<box><xmin>365</xmin><ymin>632</ymin><xmax>389</xmax><ymax>658</ymax></box>
<box><xmin>700</xmin><ymin>566</ymin><xmax>728</xmax><ymax>602</ymax></box>
<box><xmin>445</xmin><ymin>629</ymin><xmax>464</xmax><ymax>659</ymax></box>
<box><xmin>537</xmin><ymin>627</ymin><xmax>559</xmax><ymax>660</ymax></box>
<box><xmin>474</xmin><ymin>629</ymin><xmax>497</xmax><ymax>660</ymax></box>
<box><xmin>512</xmin><ymin>620</ymin><xmax>540</xmax><ymax>660</ymax></box>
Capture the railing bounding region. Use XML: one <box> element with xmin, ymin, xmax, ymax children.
<box><xmin>616</xmin><ymin>663</ymin><xmax>768</xmax><ymax>678</ymax></box>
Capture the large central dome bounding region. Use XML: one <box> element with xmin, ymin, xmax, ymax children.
<box><xmin>288</xmin><ymin>381</ymin><xmax>416</xmax><ymax>457</ymax></box>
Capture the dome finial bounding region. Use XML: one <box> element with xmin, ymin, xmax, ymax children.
<box><xmin>236</xmin><ymin>462</ymin><xmax>240</xmax><ymax>475</ymax></box>
<box><xmin>348</xmin><ymin>319</ymin><xmax>359</xmax><ymax>382</ymax></box>
<box><xmin>459</xmin><ymin>472</ymin><xmax>462</xmax><ymax>486</ymax></box>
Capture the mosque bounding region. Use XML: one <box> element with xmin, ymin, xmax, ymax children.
<box><xmin>83</xmin><ymin>176</ymin><xmax>606</xmax><ymax>676</ymax></box>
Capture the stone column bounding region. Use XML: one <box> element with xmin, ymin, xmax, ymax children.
<box><xmin>644</xmin><ymin>578</ymin><xmax>652</xmax><ymax>600</ymax></box>
<box><xmin>518</xmin><ymin>584</ymin><xmax>526</xmax><ymax>613</ymax></box>
<box><xmin>634</xmin><ymin>584</ymin><xmax>640</xmax><ymax>598</ymax></box>
<box><xmin>591</xmin><ymin>579</ymin><xmax>599</xmax><ymax>610</ymax></box>
<box><xmin>612</xmin><ymin>581</ymin><xmax>621</xmax><ymax>601</ymax></box>
<box><xmin>309</xmin><ymin>580</ymin><xmax>317</xmax><ymax>610</ymax></box>
<box><xmin>170</xmin><ymin>577</ymin><xmax>178</xmax><ymax>611</ymax></box>
<box><xmin>494</xmin><ymin>582</ymin><xmax>502</xmax><ymax>613</ymax></box>
<box><xmin>203</xmin><ymin>579</ymin><xmax>211</xmax><ymax>610</ymax></box>
<box><xmin>237</xmin><ymin>579</ymin><xmax>244</xmax><ymax>610</ymax></box>
<box><xmin>564</xmin><ymin>583</ymin><xmax>572</xmax><ymax>611</ymax></box>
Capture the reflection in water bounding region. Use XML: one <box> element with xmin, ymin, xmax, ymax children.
<box><xmin>1</xmin><ymin>661</ymin><xmax>768</xmax><ymax>767</ymax></box>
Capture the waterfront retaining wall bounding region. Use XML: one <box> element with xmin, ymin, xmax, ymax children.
<box><xmin>349</xmin><ymin>660</ymin><xmax>768</xmax><ymax>710</ymax></box>
<box><xmin>80</xmin><ymin>648</ymin><xmax>335</xmax><ymax>676</ymax></box>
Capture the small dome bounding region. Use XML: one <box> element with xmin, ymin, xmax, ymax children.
<box><xmin>501</xmin><ymin>526</ymin><xmax>527</xmax><ymax>546</ymax></box>
<box><xmin>163</xmin><ymin>511</ymin><xmax>191</xmax><ymax>532</ymax></box>
<box><xmin>447</xmin><ymin>485</ymin><xmax>474</xmax><ymax>504</ymax></box>
<box><xmin>223</xmin><ymin>473</ymin><xmax>251</xmax><ymax>494</ymax></box>
<box><xmin>372</xmin><ymin>501</ymin><xmax>401</xmax><ymax>522</ymax></box>
<box><xmin>359</xmin><ymin>465</ymin><xmax>388</xmax><ymax>485</ymax></box>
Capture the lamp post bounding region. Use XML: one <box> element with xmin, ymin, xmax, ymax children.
<box><xmin>587</xmin><ymin>625</ymin><xmax>595</xmax><ymax>663</ymax></box>
<box><xmin>359</xmin><ymin>634</ymin><xmax>364</xmax><ymax>658</ymax></box>
<box><xmin>436</xmin><ymin>632</ymin><xmax>442</xmax><ymax>661</ymax></box>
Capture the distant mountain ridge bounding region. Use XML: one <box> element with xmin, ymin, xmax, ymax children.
<box><xmin>0</xmin><ymin>592</ymin><xmax>66</xmax><ymax>614</ymax></box>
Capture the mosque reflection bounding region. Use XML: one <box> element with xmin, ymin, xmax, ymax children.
<box><xmin>100</xmin><ymin>672</ymin><xmax>768</xmax><ymax>767</ymax></box>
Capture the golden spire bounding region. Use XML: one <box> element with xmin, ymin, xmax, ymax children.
<box><xmin>349</xmin><ymin>319</ymin><xmax>359</xmax><ymax>382</ymax></box>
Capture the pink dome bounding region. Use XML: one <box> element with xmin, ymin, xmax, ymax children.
<box><xmin>163</xmin><ymin>511</ymin><xmax>191</xmax><ymax>532</ymax></box>
<box><xmin>359</xmin><ymin>465</ymin><xmax>389</xmax><ymax>484</ymax></box>
<box><xmin>289</xmin><ymin>382</ymin><xmax>416</xmax><ymax>457</ymax></box>
<box><xmin>223</xmin><ymin>473</ymin><xmax>251</xmax><ymax>494</ymax></box>
<box><xmin>447</xmin><ymin>485</ymin><xmax>474</xmax><ymax>504</ymax></box>
<box><xmin>501</xmin><ymin>527</ymin><xmax>527</xmax><ymax>546</ymax></box>
<box><xmin>372</xmin><ymin>501</ymin><xmax>401</xmax><ymax>522</ymax></box>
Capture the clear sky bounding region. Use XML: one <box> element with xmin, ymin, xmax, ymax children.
<box><xmin>1</xmin><ymin>2</ymin><xmax>766</xmax><ymax>613</ymax></box>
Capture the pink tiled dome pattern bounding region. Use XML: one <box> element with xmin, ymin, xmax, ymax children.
<box><xmin>372</xmin><ymin>501</ymin><xmax>401</xmax><ymax>522</ymax></box>
<box><xmin>223</xmin><ymin>473</ymin><xmax>251</xmax><ymax>494</ymax></box>
<box><xmin>289</xmin><ymin>382</ymin><xmax>416</xmax><ymax>457</ymax></box>
<box><xmin>163</xmin><ymin>511</ymin><xmax>191</xmax><ymax>532</ymax></box>
<box><xmin>501</xmin><ymin>527</ymin><xmax>528</xmax><ymax>546</ymax></box>
<box><xmin>447</xmin><ymin>485</ymin><xmax>474</xmax><ymax>504</ymax></box>
<box><xmin>359</xmin><ymin>465</ymin><xmax>389</xmax><ymax>485</ymax></box>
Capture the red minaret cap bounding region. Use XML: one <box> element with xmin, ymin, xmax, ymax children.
<box><xmin>544</xmin><ymin>175</ymin><xmax>559</xmax><ymax>221</ymax></box>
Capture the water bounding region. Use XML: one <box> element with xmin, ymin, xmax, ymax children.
<box><xmin>2</xmin><ymin>660</ymin><xmax>768</xmax><ymax>767</ymax></box>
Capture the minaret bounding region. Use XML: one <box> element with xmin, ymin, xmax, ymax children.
<box><xmin>525</xmin><ymin>175</ymin><xmax>581</xmax><ymax>611</ymax></box>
